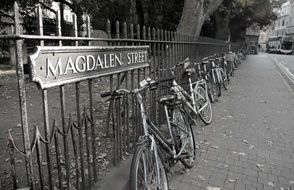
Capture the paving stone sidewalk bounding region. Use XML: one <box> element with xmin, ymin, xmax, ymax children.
<box><xmin>169</xmin><ymin>54</ymin><xmax>294</xmax><ymax>190</ymax></box>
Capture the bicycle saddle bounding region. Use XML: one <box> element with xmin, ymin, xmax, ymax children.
<box><xmin>158</xmin><ymin>94</ymin><xmax>177</xmax><ymax>105</ymax></box>
<box><xmin>183</xmin><ymin>68</ymin><xmax>196</xmax><ymax>76</ymax></box>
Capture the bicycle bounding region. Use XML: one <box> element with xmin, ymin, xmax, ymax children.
<box><xmin>101</xmin><ymin>77</ymin><xmax>197</xmax><ymax>190</ymax></box>
<box><xmin>169</xmin><ymin>58</ymin><xmax>213</xmax><ymax>125</ymax></box>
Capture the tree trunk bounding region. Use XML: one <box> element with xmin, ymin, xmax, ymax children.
<box><xmin>214</xmin><ymin>10</ymin><xmax>229</xmax><ymax>40</ymax></box>
<box><xmin>177</xmin><ymin>0</ymin><xmax>223</xmax><ymax>38</ymax></box>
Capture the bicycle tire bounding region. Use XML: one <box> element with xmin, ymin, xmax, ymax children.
<box><xmin>194</xmin><ymin>85</ymin><xmax>213</xmax><ymax>125</ymax></box>
<box><xmin>216</xmin><ymin>82</ymin><xmax>222</xmax><ymax>97</ymax></box>
<box><xmin>171</xmin><ymin>107</ymin><xmax>196</xmax><ymax>168</ymax></box>
<box><xmin>130</xmin><ymin>140</ymin><xmax>169</xmax><ymax>190</ymax></box>
<box><xmin>221</xmin><ymin>70</ymin><xmax>229</xmax><ymax>90</ymax></box>
<box><xmin>206</xmin><ymin>79</ymin><xmax>216</xmax><ymax>103</ymax></box>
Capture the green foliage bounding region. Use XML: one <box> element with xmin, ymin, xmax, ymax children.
<box><xmin>201</xmin><ymin>0</ymin><xmax>280</xmax><ymax>41</ymax></box>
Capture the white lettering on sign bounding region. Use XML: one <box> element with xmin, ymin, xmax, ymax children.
<box><xmin>45</xmin><ymin>51</ymin><xmax>148</xmax><ymax>78</ymax></box>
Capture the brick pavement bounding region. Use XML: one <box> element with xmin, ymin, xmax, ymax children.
<box><xmin>169</xmin><ymin>54</ymin><xmax>294</xmax><ymax>190</ymax></box>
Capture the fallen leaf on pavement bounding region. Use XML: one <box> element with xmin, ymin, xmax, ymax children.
<box><xmin>249</xmin><ymin>145</ymin><xmax>254</xmax><ymax>149</ymax></box>
<box><xmin>198</xmin><ymin>175</ymin><xmax>206</xmax><ymax>181</ymax></box>
<box><xmin>256</xmin><ymin>163</ymin><xmax>264</xmax><ymax>171</ymax></box>
<box><xmin>241</xmin><ymin>139</ymin><xmax>248</xmax><ymax>144</ymax></box>
<box><xmin>238</xmin><ymin>152</ymin><xmax>246</xmax><ymax>156</ymax></box>
<box><xmin>206</xmin><ymin>187</ymin><xmax>220</xmax><ymax>190</ymax></box>
<box><xmin>268</xmin><ymin>181</ymin><xmax>275</xmax><ymax>187</ymax></box>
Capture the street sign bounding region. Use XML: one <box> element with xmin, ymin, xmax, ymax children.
<box><xmin>29</xmin><ymin>46</ymin><xmax>150</xmax><ymax>89</ymax></box>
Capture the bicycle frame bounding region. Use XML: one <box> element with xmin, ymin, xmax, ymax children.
<box><xmin>170</xmin><ymin>78</ymin><xmax>209</xmax><ymax>116</ymax></box>
<box><xmin>136</xmin><ymin>92</ymin><xmax>192</xmax><ymax>160</ymax></box>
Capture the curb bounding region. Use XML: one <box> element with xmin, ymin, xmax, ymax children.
<box><xmin>267</xmin><ymin>54</ymin><xmax>294</xmax><ymax>84</ymax></box>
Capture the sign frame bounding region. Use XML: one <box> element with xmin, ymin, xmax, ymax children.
<box><xmin>29</xmin><ymin>45</ymin><xmax>150</xmax><ymax>89</ymax></box>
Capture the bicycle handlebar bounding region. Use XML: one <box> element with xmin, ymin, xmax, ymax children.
<box><xmin>100</xmin><ymin>76</ymin><xmax>175</xmax><ymax>98</ymax></box>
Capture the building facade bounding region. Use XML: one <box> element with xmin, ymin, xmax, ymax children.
<box><xmin>245</xmin><ymin>24</ymin><xmax>260</xmax><ymax>49</ymax></box>
<box><xmin>271</xmin><ymin>1</ymin><xmax>290</xmax><ymax>38</ymax></box>
<box><xmin>288</xmin><ymin>0</ymin><xmax>294</xmax><ymax>39</ymax></box>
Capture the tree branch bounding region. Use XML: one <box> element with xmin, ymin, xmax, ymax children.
<box><xmin>0</xmin><ymin>10</ymin><xmax>13</xmax><ymax>20</ymax></box>
<box><xmin>204</xmin><ymin>0</ymin><xmax>224</xmax><ymax>18</ymax></box>
<box><xmin>37</xmin><ymin>1</ymin><xmax>56</xmax><ymax>14</ymax></box>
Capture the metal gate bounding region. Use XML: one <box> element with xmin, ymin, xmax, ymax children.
<box><xmin>0</xmin><ymin>2</ymin><xmax>236</xmax><ymax>189</ymax></box>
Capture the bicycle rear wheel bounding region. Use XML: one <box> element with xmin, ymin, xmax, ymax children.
<box><xmin>206</xmin><ymin>79</ymin><xmax>216</xmax><ymax>103</ymax></box>
<box><xmin>194</xmin><ymin>85</ymin><xmax>212</xmax><ymax>125</ymax></box>
<box><xmin>172</xmin><ymin>107</ymin><xmax>196</xmax><ymax>168</ymax></box>
<box><xmin>221</xmin><ymin>69</ymin><xmax>229</xmax><ymax>90</ymax></box>
<box><xmin>130</xmin><ymin>141</ymin><xmax>169</xmax><ymax>190</ymax></box>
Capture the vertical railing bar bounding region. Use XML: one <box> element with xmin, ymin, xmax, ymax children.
<box><xmin>106</xmin><ymin>20</ymin><xmax>112</xmax><ymax>144</ymax></box>
<box><xmin>73</xmin><ymin>13</ymin><xmax>78</xmax><ymax>46</ymax></box>
<box><xmin>143</xmin><ymin>25</ymin><xmax>146</xmax><ymax>79</ymax></box>
<box><xmin>136</xmin><ymin>24</ymin><xmax>141</xmax><ymax>137</ymax></box>
<box><xmin>86</xmin><ymin>15</ymin><xmax>91</xmax><ymax>46</ymax></box>
<box><xmin>76</xmin><ymin>82</ymin><xmax>85</xmax><ymax>189</ymax></box>
<box><xmin>36</xmin><ymin>138</ymin><xmax>44</xmax><ymax>190</ymax></box>
<box><xmin>56</xmin><ymin>9</ymin><xmax>62</xmax><ymax>46</ymax></box>
<box><xmin>116</xmin><ymin>20</ymin><xmax>120</xmax><ymax>46</ymax></box>
<box><xmin>36</xmin><ymin>4</ymin><xmax>48</xmax><ymax>190</ymax></box>
<box><xmin>60</xmin><ymin>85</ymin><xmax>71</xmax><ymax>189</ymax></box>
<box><xmin>37</xmin><ymin>5</ymin><xmax>44</xmax><ymax>46</ymax></box>
<box><xmin>72</xmin><ymin>13</ymin><xmax>80</xmax><ymax>190</ymax></box>
<box><xmin>125</xmin><ymin>71</ymin><xmax>130</xmax><ymax>153</ymax></box>
<box><xmin>56</xmin><ymin>7</ymin><xmax>71</xmax><ymax>190</ymax></box>
<box><xmin>88</xmin><ymin>79</ymin><xmax>98</xmax><ymax>182</ymax></box>
<box><xmin>41</xmin><ymin>90</ymin><xmax>53</xmax><ymax>190</ymax></box>
<box><xmin>130</xmin><ymin>69</ymin><xmax>135</xmax><ymax>143</ymax></box>
<box><xmin>69</xmin><ymin>115</ymin><xmax>79</xmax><ymax>189</ymax></box>
<box><xmin>148</xmin><ymin>26</ymin><xmax>155</xmax><ymax>122</ymax></box>
<box><xmin>137</xmin><ymin>24</ymin><xmax>141</xmax><ymax>45</ymax></box>
<box><xmin>54</xmin><ymin>121</ymin><xmax>63</xmax><ymax>190</ymax></box>
<box><xmin>13</xmin><ymin>3</ymin><xmax>34</xmax><ymax>188</ymax></box>
<box><xmin>85</xmin><ymin>15</ymin><xmax>94</xmax><ymax>186</ymax></box>
<box><xmin>152</xmin><ymin>27</ymin><xmax>158</xmax><ymax>124</ymax></box>
<box><xmin>168</xmin><ymin>31</ymin><xmax>172</xmax><ymax>69</ymax></box>
<box><xmin>164</xmin><ymin>30</ymin><xmax>168</xmax><ymax>72</ymax></box>
<box><xmin>115</xmin><ymin>21</ymin><xmax>122</xmax><ymax>163</ymax></box>
<box><xmin>123</xmin><ymin>22</ymin><xmax>128</xmax><ymax>155</ymax></box>
<box><xmin>116</xmin><ymin>73</ymin><xmax>122</xmax><ymax>162</ymax></box>
<box><xmin>83</xmin><ymin>107</ymin><xmax>92</xmax><ymax>188</ymax></box>
<box><xmin>130</xmin><ymin>24</ymin><xmax>135</xmax><ymax>147</ymax></box>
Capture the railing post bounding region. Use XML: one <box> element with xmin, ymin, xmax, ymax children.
<box><xmin>13</xmin><ymin>2</ymin><xmax>35</xmax><ymax>189</ymax></box>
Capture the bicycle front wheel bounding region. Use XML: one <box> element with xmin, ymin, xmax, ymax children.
<box><xmin>194</xmin><ymin>85</ymin><xmax>213</xmax><ymax>125</ymax></box>
<box><xmin>172</xmin><ymin>108</ymin><xmax>196</xmax><ymax>168</ymax></box>
<box><xmin>130</xmin><ymin>141</ymin><xmax>169</xmax><ymax>190</ymax></box>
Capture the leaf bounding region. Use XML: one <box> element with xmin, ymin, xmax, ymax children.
<box><xmin>228</xmin><ymin>179</ymin><xmax>235</xmax><ymax>182</ymax></box>
<box><xmin>206</xmin><ymin>187</ymin><xmax>220</xmax><ymax>190</ymax></box>
<box><xmin>268</xmin><ymin>141</ymin><xmax>273</xmax><ymax>147</ymax></box>
<box><xmin>249</xmin><ymin>145</ymin><xmax>254</xmax><ymax>149</ymax></box>
<box><xmin>256</xmin><ymin>163</ymin><xmax>264</xmax><ymax>171</ymax></box>
<box><xmin>241</xmin><ymin>139</ymin><xmax>248</xmax><ymax>144</ymax></box>
<box><xmin>238</xmin><ymin>152</ymin><xmax>245</xmax><ymax>156</ymax></box>
<box><xmin>198</xmin><ymin>175</ymin><xmax>206</xmax><ymax>181</ymax></box>
<box><xmin>268</xmin><ymin>181</ymin><xmax>275</xmax><ymax>187</ymax></box>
